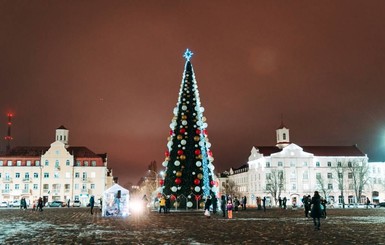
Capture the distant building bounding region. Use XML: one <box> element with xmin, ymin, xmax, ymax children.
<box><xmin>218</xmin><ymin>124</ymin><xmax>385</xmax><ymax>207</ymax></box>
<box><xmin>0</xmin><ymin>126</ymin><xmax>114</xmax><ymax>206</ymax></box>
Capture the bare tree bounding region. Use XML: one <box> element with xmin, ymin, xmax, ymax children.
<box><xmin>316</xmin><ymin>174</ymin><xmax>331</xmax><ymax>200</ymax></box>
<box><xmin>332</xmin><ymin>160</ymin><xmax>348</xmax><ymax>209</ymax></box>
<box><xmin>264</xmin><ymin>169</ymin><xmax>285</xmax><ymax>206</ymax></box>
<box><xmin>348</xmin><ymin>159</ymin><xmax>370</xmax><ymax>204</ymax></box>
<box><xmin>223</xmin><ymin>180</ymin><xmax>241</xmax><ymax>198</ymax></box>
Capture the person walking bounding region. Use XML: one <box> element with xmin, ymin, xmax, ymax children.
<box><xmin>67</xmin><ymin>199</ymin><xmax>70</xmax><ymax>208</ymax></box>
<box><xmin>303</xmin><ymin>195</ymin><xmax>311</xmax><ymax>218</ymax></box>
<box><xmin>165</xmin><ymin>196</ymin><xmax>171</xmax><ymax>213</ymax></box>
<box><xmin>310</xmin><ymin>191</ymin><xmax>322</xmax><ymax>230</ymax></box>
<box><xmin>227</xmin><ymin>200</ymin><xmax>233</xmax><ymax>219</ymax></box>
<box><xmin>38</xmin><ymin>197</ymin><xmax>43</xmax><ymax>212</ymax></box>
<box><xmin>366</xmin><ymin>197</ymin><xmax>371</xmax><ymax>209</ymax></box>
<box><xmin>89</xmin><ymin>195</ymin><xmax>95</xmax><ymax>215</ymax></box>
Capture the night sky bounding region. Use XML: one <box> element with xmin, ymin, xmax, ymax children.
<box><xmin>1</xmin><ymin>1</ymin><xmax>385</xmax><ymax>185</ymax></box>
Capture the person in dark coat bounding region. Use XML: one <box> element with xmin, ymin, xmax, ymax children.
<box><xmin>310</xmin><ymin>191</ymin><xmax>322</xmax><ymax>230</ymax></box>
<box><xmin>38</xmin><ymin>197</ymin><xmax>43</xmax><ymax>212</ymax></box>
<box><xmin>212</xmin><ymin>195</ymin><xmax>218</xmax><ymax>214</ymax></box>
<box><xmin>262</xmin><ymin>196</ymin><xmax>266</xmax><ymax>212</ymax></box>
<box><xmin>204</xmin><ymin>196</ymin><xmax>212</xmax><ymax>218</ymax></box>
<box><xmin>89</xmin><ymin>195</ymin><xmax>95</xmax><ymax>215</ymax></box>
<box><xmin>303</xmin><ymin>195</ymin><xmax>311</xmax><ymax>217</ymax></box>
<box><xmin>220</xmin><ymin>195</ymin><xmax>226</xmax><ymax>218</ymax></box>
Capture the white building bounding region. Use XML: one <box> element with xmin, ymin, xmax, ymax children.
<box><xmin>218</xmin><ymin>123</ymin><xmax>385</xmax><ymax>207</ymax></box>
<box><xmin>0</xmin><ymin>126</ymin><xmax>114</xmax><ymax>206</ymax></box>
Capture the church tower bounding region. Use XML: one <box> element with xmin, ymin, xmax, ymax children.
<box><xmin>55</xmin><ymin>125</ymin><xmax>69</xmax><ymax>147</ymax></box>
<box><xmin>276</xmin><ymin>121</ymin><xmax>290</xmax><ymax>149</ymax></box>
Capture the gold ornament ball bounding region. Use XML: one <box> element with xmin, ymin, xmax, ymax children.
<box><xmin>199</xmin><ymin>202</ymin><xmax>205</xmax><ymax>208</ymax></box>
<box><xmin>176</xmin><ymin>171</ymin><xmax>182</xmax><ymax>177</ymax></box>
<box><xmin>197</xmin><ymin>173</ymin><xmax>203</xmax><ymax>179</ymax></box>
<box><xmin>177</xmin><ymin>135</ymin><xmax>183</xmax><ymax>140</ymax></box>
<box><xmin>180</xmin><ymin>155</ymin><xmax>186</xmax><ymax>160</ymax></box>
<box><xmin>194</xmin><ymin>136</ymin><xmax>200</xmax><ymax>141</ymax></box>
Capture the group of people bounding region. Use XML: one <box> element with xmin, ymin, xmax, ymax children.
<box><xmin>302</xmin><ymin>191</ymin><xmax>328</xmax><ymax>230</ymax></box>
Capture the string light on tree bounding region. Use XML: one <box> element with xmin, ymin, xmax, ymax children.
<box><xmin>161</xmin><ymin>49</ymin><xmax>218</xmax><ymax>209</ymax></box>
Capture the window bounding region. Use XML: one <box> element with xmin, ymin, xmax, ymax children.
<box><xmin>35</xmin><ymin>160</ymin><xmax>40</xmax><ymax>166</ymax></box>
<box><xmin>338</xmin><ymin>162</ymin><xmax>342</xmax><ymax>167</ymax></box>
<box><xmin>84</xmin><ymin>161</ymin><xmax>89</xmax><ymax>166</ymax></box>
<box><xmin>0</xmin><ymin>160</ymin><xmax>3</xmax><ymax>166</ymax></box>
<box><xmin>303</xmin><ymin>162</ymin><xmax>308</xmax><ymax>167</ymax></box>
<box><xmin>91</xmin><ymin>184</ymin><xmax>95</xmax><ymax>189</ymax></box>
<box><xmin>24</xmin><ymin>184</ymin><xmax>29</xmax><ymax>190</ymax></box>
<box><xmin>45</xmin><ymin>160</ymin><xmax>49</xmax><ymax>166</ymax></box>
<box><xmin>327</xmin><ymin>162</ymin><xmax>332</xmax><ymax>167</ymax></box>
<box><xmin>283</xmin><ymin>133</ymin><xmax>286</xmax><ymax>140</ymax></box>
<box><xmin>15</xmin><ymin>184</ymin><xmax>20</xmax><ymax>190</ymax></box>
<box><xmin>17</xmin><ymin>160</ymin><xmax>21</xmax><ymax>166</ymax></box>
<box><xmin>290</xmin><ymin>161</ymin><xmax>295</xmax><ymax>167</ymax></box>
<box><xmin>15</xmin><ymin>173</ymin><xmax>20</xmax><ymax>178</ymax></box>
<box><xmin>76</xmin><ymin>161</ymin><xmax>81</xmax><ymax>166</ymax></box>
<box><xmin>75</xmin><ymin>184</ymin><xmax>79</xmax><ymax>190</ymax></box>
<box><xmin>338</xmin><ymin>172</ymin><xmax>343</xmax><ymax>179</ymax></box>
<box><xmin>65</xmin><ymin>172</ymin><xmax>71</xmax><ymax>179</ymax></box>
<box><xmin>348</xmin><ymin>162</ymin><xmax>352</xmax><ymax>167</ymax></box>
<box><xmin>24</xmin><ymin>173</ymin><xmax>30</xmax><ymax>179</ymax></box>
<box><xmin>75</xmin><ymin>172</ymin><xmax>80</xmax><ymax>178</ymax></box>
<box><xmin>327</xmin><ymin>173</ymin><xmax>332</xmax><ymax>179</ymax></box>
<box><xmin>266</xmin><ymin>173</ymin><xmax>271</xmax><ymax>179</ymax></box>
<box><xmin>82</xmin><ymin>184</ymin><xmax>87</xmax><ymax>190</ymax></box>
<box><xmin>44</xmin><ymin>173</ymin><xmax>49</xmax><ymax>178</ymax></box>
<box><xmin>55</xmin><ymin>160</ymin><xmax>60</xmax><ymax>169</ymax></box>
<box><xmin>65</xmin><ymin>184</ymin><xmax>70</xmax><ymax>191</ymax></box>
<box><xmin>43</xmin><ymin>184</ymin><xmax>49</xmax><ymax>190</ymax></box>
<box><xmin>54</xmin><ymin>172</ymin><xmax>60</xmax><ymax>179</ymax></box>
<box><xmin>90</xmin><ymin>172</ymin><xmax>96</xmax><ymax>178</ymax></box>
<box><xmin>33</xmin><ymin>184</ymin><xmax>38</xmax><ymax>190</ymax></box>
<box><xmin>26</xmin><ymin>160</ymin><xmax>31</xmax><ymax>166</ymax></box>
<box><xmin>278</xmin><ymin>161</ymin><xmax>283</xmax><ymax>167</ymax></box>
<box><xmin>82</xmin><ymin>172</ymin><xmax>87</xmax><ymax>179</ymax></box>
<box><xmin>328</xmin><ymin>184</ymin><xmax>333</xmax><ymax>190</ymax></box>
<box><xmin>303</xmin><ymin>171</ymin><xmax>309</xmax><ymax>180</ymax></box>
<box><xmin>7</xmin><ymin>160</ymin><xmax>12</xmax><ymax>166</ymax></box>
<box><xmin>316</xmin><ymin>173</ymin><xmax>321</xmax><ymax>179</ymax></box>
<box><xmin>66</xmin><ymin>160</ymin><xmax>70</xmax><ymax>166</ymax></box>
<box><xmin>316</xmin><ymin>162</ymin><xmax>320</xmax><ymax>167</ymax></box>
<box><xmin>291</xmin><ymin>183</ymin><xmax>296</xmax><ymax>191</ymax></box>
<box><xmin>266</xmin><ymin>162</ymin><xmax>270</xmax><ymax>168</ymax></box>
<box><xmin>91</xmin><ymin>161</ymin><xmax>96</xmax><ymax>166</ymax></box>
<box><xmin>348</xmin><ymin>172</ymin><xmax>353</xmax><ymax>179</ymax></box>
<box><xmin>34</xmin><ymin>173</ymin><xmax>38</xmax><ymax>178</ymax></box>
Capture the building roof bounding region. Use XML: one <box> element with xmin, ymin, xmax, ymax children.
<box><xmin>255</xmin><ymin>145</ymin><xmax>366</xmax><ymax>157</ymax></box>
<box><xmin>2</xmin><ymin>146</ymin><xmax>103</xmax><ymax>158</ymax></box>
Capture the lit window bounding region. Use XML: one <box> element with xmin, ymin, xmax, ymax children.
<box><xmin>26</xmin><ymin>161</ymin><xmax>31</xmax><ymax>166</ymax></box>
<box><xmin>7</xmin><ymin>161</ymin><xmax>12</xmax><ymax>166</ymax></box>
<box><xmin>45</xmin><ymin>160</ymin><xmax>49</xmax><ymax>166</ymax></box>
<box><xmin>91</xmin><ymin>161</ymin><xmax>96</xmax><ymax>166</ymax></box>
<box><xmin>16</xmin><ymin>160</ymin><xmax>21</xmax><ymax>166</ymax></box>
<box><xmin>66</xmin><ymin>160</ymin><xmax>70</xmax><ymax>166</ymax></box>
<box><xmin>84</xmin><ymin>161</ymin><xmax>89</xmax><ymax>166</ymax></box>
<box><xmin>35</xmin><ymin>160</ymin><xmax>40</xmax><ymax>166</ymax></box>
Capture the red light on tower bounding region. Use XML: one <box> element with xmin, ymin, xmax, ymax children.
<box><xmin>5</xmin><ymin>112</ymin><xmax>13</xmax><ymax>154</ymax></box>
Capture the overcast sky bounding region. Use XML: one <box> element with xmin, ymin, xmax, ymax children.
<box><xmin>1</xmin><ymin>0</ymin><xmax>385</xmax><ymax>185</ymax></box>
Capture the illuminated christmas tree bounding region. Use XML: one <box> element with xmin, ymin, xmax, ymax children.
<box><xmin>161</xmin><ymin>49</ymin><xmax>217</xmax><ymax>209</ymax></box>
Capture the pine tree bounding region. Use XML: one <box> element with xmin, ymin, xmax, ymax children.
<box><xmin>161</xmin><ymin>49</ymin><xmax>217</xmax><ymax>209</ymax></box>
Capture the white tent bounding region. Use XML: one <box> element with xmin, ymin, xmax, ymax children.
<box><xmin>102</xmin><ymin>184</ymin><xmax>130</xmax><ymax>217</ymax></box>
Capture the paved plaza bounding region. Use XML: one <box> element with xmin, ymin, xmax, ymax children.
<box><xmin>0</xmin><ymin>206</ymin><xmax>384</xmax><ymax>244</ymax></box>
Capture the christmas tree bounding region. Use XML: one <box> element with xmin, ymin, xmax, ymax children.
<box><xmin>161</xmin><ymin>49</ymin><xmax>217</xmax><ymax>209</ymax></box>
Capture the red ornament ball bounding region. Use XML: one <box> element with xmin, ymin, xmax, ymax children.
<box><xmin>177</xmin><ymin>150</ymin><xmax>184</xmax><ymax>156</ymax></box>
<box><xmin>194</xmin><ymin>149</ymin><xmax>201</xmax><ymax>155</ymax></box>
<box><xmin>193</xmin><ymin>178</ymin><xmax>200</xmax><ymax>185</ymax></box>
<box><xmin>175</xmin><ymin>178</ymin><xmax>182</xmax><ymax>185</ymax></box>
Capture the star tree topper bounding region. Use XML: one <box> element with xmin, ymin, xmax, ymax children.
<box><xmin>183</xmin><ymin>49</ymin><xmax>194</xmax><ymax>61</ymax></box>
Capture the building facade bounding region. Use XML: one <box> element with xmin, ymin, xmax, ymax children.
<box><xmin>218</xmin><ymin>124</ymin><xmax>385</xmax><ymax>207</ymax></box>
<box><xmin>0</xmin><ymin>126</ymin><xmax>113</xmax><ymax>206</ymax></box>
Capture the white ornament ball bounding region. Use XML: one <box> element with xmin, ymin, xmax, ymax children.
<box><xmin>196</xmin><ymin>161</ymin><xmax>202</xmax><ymax>167</ymax></box>
<box><xmin>194</xmin><ymin>186</ymin><xmax>201</xmax><ymax>192</ymax></box>
<box><xmin>174</xmin><ymin>161</ymin><xmax>180</xmax><ymax>166</ymax></box>
<box><xmin>187</xmin><ymin>202</ymin><xmax>193</xmax><ymax>208</ymax></box>
<box><xmin>171</xmin><ymin>186</ymin><xmax>177</xmax><ymax>192</ymax></box>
